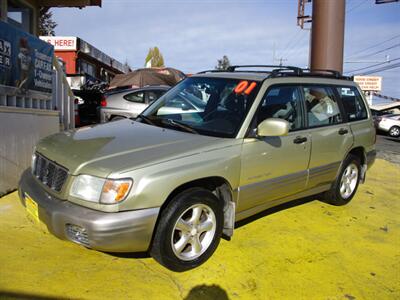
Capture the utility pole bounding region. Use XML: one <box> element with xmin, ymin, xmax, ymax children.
<box><xmin>310</xmin><ymin>0</ymin><xmax>346</xmax><ymax>74</ymax></box>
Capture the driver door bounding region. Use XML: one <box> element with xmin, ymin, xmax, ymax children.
<box><xmin>238</xmin><ymin>85</ymin><xmax>311</xmax><ymax>213</ymax></box>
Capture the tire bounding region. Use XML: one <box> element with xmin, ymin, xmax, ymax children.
<box><xmin>150</xmin><ymin>188</ymin><xmax>224</xmax><ymax>272</ymax></box>
<box><xmin>323</xmin><ymin>154</ymin><xmax>361</xmax><ymax>206</ymax></box>
<box><xmin>389</xmin><ymin>126</ymin><xmax>400</xmax><ymax>138</ymax></box>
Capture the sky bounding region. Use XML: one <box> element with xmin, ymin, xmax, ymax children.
<box><xmin>52</xmin><ymin>0</ymin><xmax>400</xmax><ymax>99</ymax></box>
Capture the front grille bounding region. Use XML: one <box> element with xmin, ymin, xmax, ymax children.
<box><xmin>33</xmin><ymin>153</ymin><xmax>68</xmax><ymax>192</ymax></box>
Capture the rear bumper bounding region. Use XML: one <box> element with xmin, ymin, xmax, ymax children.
<box><xmin>18</xmin><ymin>169</ymin><xmax>159</xmax><ymax>252</ymax></box>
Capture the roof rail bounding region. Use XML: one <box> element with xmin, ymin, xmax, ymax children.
<box><xmin>196</xmin><ymin>65</ymin><xmax>352</xmax><ymax>81</ymax></box>
<box><xmin>227</xmin><ymin>65</ymin><xmax>302</xmax><ymax>74</ymax></box>
<box><xmin>302</xmin><ymin>68</ymin><xmax>342</xmax><ymax>78</ymax></box>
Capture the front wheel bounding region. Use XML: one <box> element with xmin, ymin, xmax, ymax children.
<box><xmin>323</xmin><ymin>154</ymin><xmax>361</xmax><ymax>206</ymax></box>
<box><xmin>389</xmin><ymin>126</ymin><xmax>400</xmax><ymax>138</ymax></box>
<box><xmin>150</xmin><ymin>188</ymin><xmax>223</xmax><ymax>272</ymax></box>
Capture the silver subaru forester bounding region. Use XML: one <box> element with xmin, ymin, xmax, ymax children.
<box><xmin>19</xmin><ymin>66</ymin><xmax>376</xmax><ymax>271</ymax></box>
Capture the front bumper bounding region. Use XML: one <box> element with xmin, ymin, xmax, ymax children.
<box><xmin>18</xmin><ymin>169</ymin><xmax>159</xmax><ymax>252</ymax></box>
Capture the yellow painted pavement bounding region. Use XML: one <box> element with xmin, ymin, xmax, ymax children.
<box><xmin>0</xmin><ymin>159</ymin><xmax>399</xmax><ymax>299</ymax></box>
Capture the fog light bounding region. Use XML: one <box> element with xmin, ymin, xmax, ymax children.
<box><xmin>66</xmin><ymin>224</ymin><xmax>89</xmax><ymax>246</ymax></box>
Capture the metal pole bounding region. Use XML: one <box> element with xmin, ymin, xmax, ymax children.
<box><xmin>310</xmin><ymin>0</ymin><xmax>346</xmax><ymax>74</ymax></box>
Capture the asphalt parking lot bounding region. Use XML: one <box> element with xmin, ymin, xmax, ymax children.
<box><xmin>0</xmin><ymin>156</ymin><xmax>399</xmax><ymax>300</ymax></box>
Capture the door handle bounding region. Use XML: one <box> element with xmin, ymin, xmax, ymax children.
<box><xmin>293</xmin><ymin>136</ymin><xmax>308</xmax><ymax>144</ymax></box>
<box><xmin>338</xmin><ymin>128</ymin><xmax>349</xmax><ymax>135</ymax></box>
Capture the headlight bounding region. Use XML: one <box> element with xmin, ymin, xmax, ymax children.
<box><xmin>70</xmin><ymin>175</ymin><xmax>132</xmax><ymax>204</ymax></box>
<box><xmin>31</xmin><ymin>152</ymin><xmax>37</xmax><ymax>172</ymax></box>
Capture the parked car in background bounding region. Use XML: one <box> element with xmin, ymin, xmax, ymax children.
<box><xmin>99</xmin><ymin>86</ymin><xmax>170</xmax><ymax>122</ymax></box>
<box><xmin>377</xmin><ymin>114</ymin><xmax>400</xmax><ymax>137</ymax></box>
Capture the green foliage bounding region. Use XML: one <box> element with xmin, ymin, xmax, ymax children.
<box><xmin>215</xmin><ymin>55</ymin><xmax>231</xmax><ymax>70</ymax></box>
<box><xmin>38</xmin><ymin>7</ymin><xmax>57</xmax><ymax>36</ymax></box>
<box><xmin>145</xmin><ymin>47</ymin><xmax>165</xmax><ymax>68</ymax></box>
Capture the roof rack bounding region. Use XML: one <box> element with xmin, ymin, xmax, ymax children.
<box><xmin>197</xmin><ymin>65</ymin><xmax>352</xmax><ymax>80</ymax></box>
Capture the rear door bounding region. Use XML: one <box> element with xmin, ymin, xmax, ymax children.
<box><xmin>302</xmin><ymin>85</ymin><xmax>354</xmax><ymax>189</ymax></box>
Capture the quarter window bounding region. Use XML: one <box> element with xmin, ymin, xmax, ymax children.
<box><xmin>124</xmin><ymin>91</ymin><xmax>145</xmax><ymax>103</ymax></box>
<box><xmin>336</xmin><ymin>86</ymin><xmax>368</xmax><ymax>121</ymax></box>
<box><xmin>256</xmin><ymin>86</ymin><xmax>303</xmax><ymax>131</ymax></box>
<box><xmin>303</xmin><ymin>86</ymin><xmax>342</xmax><ymax>127</ymax></box>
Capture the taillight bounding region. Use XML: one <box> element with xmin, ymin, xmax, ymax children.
<box><xmin>100</xmin><ymin>96</ymin><xmax>107</xmax><ymax>107</ymax></box>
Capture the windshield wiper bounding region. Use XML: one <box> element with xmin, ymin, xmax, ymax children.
<box><xmin>161</xmin><ymin>119</ymin><xmax>199</xmax><ymax>134</ymax></box>
<box><xmin>136</xmin><ymin>114</ymin><xmax>155</xmax><ymax>125</ymax></box>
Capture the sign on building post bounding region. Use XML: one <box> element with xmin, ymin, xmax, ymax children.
<box><xmin>39</xmin><ymin>36</ymin><xmax>78</xmax><ymax>51</ymax></box>
<box><xmin>354</xmin><ymin>76</ymin><xmax>382</xmax><ymax>92</ymax></box>
<box><xmin>0</xmin><ymin>21</ymin><xmax>54</xmax><ymax>93</ymax></box>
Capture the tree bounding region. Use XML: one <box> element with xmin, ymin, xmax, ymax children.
<box><xmin>215</xmin><ymin>55</ymin><xmax>231</xmax><ymax>70</ymax></box>
<box><xmin>38</xmin><ymin>7</ymin><xmax>57</xmax><ymax>36</ymax></box>
<box><xmin>144</xmin><ymin>47</ymin><xmax>165</xmax><ymax>68</ymax></box>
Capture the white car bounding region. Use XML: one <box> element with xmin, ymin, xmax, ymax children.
<box><xmin>377</xmin><ymin>114</ymin><xmax>400</xmax><ymax>137</ymax></box>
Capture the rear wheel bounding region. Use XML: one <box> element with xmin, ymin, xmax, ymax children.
<box><xmin>323</xmin><ymin>154</ymin><xmax>361</xmax><ymax>206</ymax></box>
<box><xmin>389</xmin><ymin>126</ymin><xmax>400</xmax><ymax>138</ymax></box>
<box><xmin>150</xmin><ymin>188</ymin><xmax>223</xmax><ymax>272</ymax></box>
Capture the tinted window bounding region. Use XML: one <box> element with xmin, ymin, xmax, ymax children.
<box><xmin>147</xmin><ymin>90</ymin><xmax>166</xmax><ymax>104</ymax></box>
<box><xmin>336</xmin><ymin>87</ymin><xmax>368</xmax><ymax>121</ymax></box>
<box><xmin>303</xmin><ymin>86</ymin><xmax>342</xmax><ymax>127</ymax></box>
<box><xmin>124</xmin><ymin>91</ymin><xmax>145</xmax><ymax>103</ymax></box>
<box><xmin>256</xmin><ymin>86</ymin><xmax>303</xmax><ymax>131</ymax></box>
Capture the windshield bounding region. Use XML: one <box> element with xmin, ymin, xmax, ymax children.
<box><xmin>140</xmin><ymin>77</ymin><xmax>260</xmax><ymax>138</ymax></box>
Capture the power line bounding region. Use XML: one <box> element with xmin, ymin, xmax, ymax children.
<box><xmin>280</xmin><ymin>30</ymin><xmax>309</xmax><ymax>60</ymax></box>
<box><xmin>346</xmin><ymin>0</ymin><xmax>369</xmax><ymax>13</ymax></box>
<box><xmin>356</xmin><ymin>43</ymin><xmax>400</xmax><ymax>58</ymax></box>
<box><xmin>358</xmin><ymin>62</ymin><xmax>400</xmax><ymax>76</ymax></box>
<box><xmin>279</xmin><ymin>29</ymin><xmax>303</xmax><ymax>59</ymax></box>
<box><xmin>346</xmin><ymin>33</ymin><xmax>400</xmax><ymax>58</ymax></box>
<box><xmin>347</xmin><ymin>57</ymin><xmax>400</xmax><ymax>74</ymax></box>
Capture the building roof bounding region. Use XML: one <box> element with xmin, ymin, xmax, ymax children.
<box><xmin>370</xmin><ymin>102</ymin><xmax>400</xmax><ymax>111</ymax></box>
<box><xmin>38</xmin><ymin>0</ymin><xmax>101</xmax><ymax>8</ymax></box>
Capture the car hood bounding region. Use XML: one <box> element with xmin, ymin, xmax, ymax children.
<box><xmin>36</xmin><ymin>119</ymin><xmax>231</xmax><ymax>177</ymax></box>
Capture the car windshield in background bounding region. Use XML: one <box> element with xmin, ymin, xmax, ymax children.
<box><xmin>141</xmin><ymin>77</ymin><xmax>260</xmax><ymax>138</ymax></box>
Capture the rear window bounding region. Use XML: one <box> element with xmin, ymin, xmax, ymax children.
<box><xmin>337</xmin><ymin>86</ymin><xmax>368</xmax><ymax>122</ymax></box>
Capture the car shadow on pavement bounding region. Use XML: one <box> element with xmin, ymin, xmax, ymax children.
<box><xmin>104</xmin><ymin>251</ymin><xmax>150</xmax><ymax>259</ymax></box>
<box><xmin>235</xmin><ymin>196</ymin><xmax>315</xmax><ymax>230</ymax></box>
<box><xmin>184</xmin><ymin>284</ymin><xmax>229</xmax><ymax>300</ymax></box>
<box><xmin>0</xmin><ymin>291</ymin><xmax>74</xmax><ymax>300</ymax></box>
<box><xmin>384</xmin><ymin>137</ymin><xmax>400</xmax><ymax>143</ymax></box>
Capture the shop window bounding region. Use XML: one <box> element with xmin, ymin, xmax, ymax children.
<box><xmin>7</xmin><ymin>1</ymin><xmax>33</xmax><ymax>33</ymax></box>
<box><xmin>80</xmin><ymin>60</ymin><xmax>96</xmax><ymax>77</ymax></box>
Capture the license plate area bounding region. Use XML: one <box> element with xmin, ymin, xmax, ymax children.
<box><xmin>25</xmin><ymin>193</ymin><xmax>39</xmax><ymax>222</ymax></box>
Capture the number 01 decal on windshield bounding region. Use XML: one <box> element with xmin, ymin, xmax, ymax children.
<box><xmin>234</xmin><ymin>81</ymin><xmax>257</xmax><ymax>95</ymax></box>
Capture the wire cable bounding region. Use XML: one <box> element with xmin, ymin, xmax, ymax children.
<box><xmin>358</xmin><ymin>62</ymin><xmax>400</xmax><ymax>76</ymax></box>
<box><xmin>355</xmin><ymin>43</ymin><xmax>400</xmax><ymax>59</ymax></box>
<box><xmin>346</xmin><ymin>33</ymin><xmax>400</xmax><ymax>58</ymax></box>
<box><xmin>346</xmin><ymin>57</ymin><xmax>400</xmax><ymax>74</ymax></box>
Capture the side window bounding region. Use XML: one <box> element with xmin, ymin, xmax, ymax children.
<box><xmin>124</xmin><ymin>91</ymin><xmax>145</xmax><ymax>103</ymax></box>
<box><xmin>336</xmin><ymin>86</ymin><xmax>368</xmax><ymax>121</ymax></box>
<box><xmin>303</xmin><ymin>86</ymin><xmax>342</xmax><ymax>127</ymax></box>
<box><xmin>147</xmin><ymin>90</ymin><xmax>165</xmax><ymax>104</ymax></box>
<box><xmin>256</xmin><ymin>86</ymin><xmax>303</xmax><ymax>131</ymax></box>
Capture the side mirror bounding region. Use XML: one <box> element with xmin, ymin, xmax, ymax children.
<box><xmin>257</xmin><ymin>118</ymin><xmax>289</xmax><ymax>137</ymax></box>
